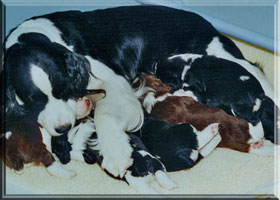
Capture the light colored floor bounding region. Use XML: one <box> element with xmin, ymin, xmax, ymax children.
<box><xmin>4</xmin><ymin>37</ymin><xmax>279</xmax><ymax>198</ymax></box>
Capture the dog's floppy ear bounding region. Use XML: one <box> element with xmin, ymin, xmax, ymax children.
<box><xmin>65</xmin><ymin>52</ymin><xmax>90</xmax><ymax>80</ymax></box>
<box><xmin>52</xmin><ymin>52</ymin><xmax>91</xmax><ymax>100</ymax></box>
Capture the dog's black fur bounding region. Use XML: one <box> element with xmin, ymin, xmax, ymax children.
<box><xmin>2</xmin><ymin>5</ymin><xmax>277</xmax><ymax>179</ymax></box>
<box><xmin>156</xmin><ymin>55</ymin><xmax>278</xmax><ymax>143</ymax></box>
<box><xmin>52</xmin><ymin>113</ymin><xmax>203</xmax><ymax>174</ymax></box>
<box><xmin>2</xmin><ymin>6</ymin><xmax>244</xmax><ymax>123</ymax></box>
<box><xmin>2</xmin><ymin>33</ymin><xmax>90</xmax><ymax>121</ymax></box>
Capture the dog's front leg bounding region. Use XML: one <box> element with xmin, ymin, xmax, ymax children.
<box><xmin>40</xmin><ymin>127</ymin><xmax>76</xmax><ymax>179</ymax></box>
<box><xmin>94</xmin><ymin>113</ymin><xmax>133</xmax><ymax>178</ymax></box>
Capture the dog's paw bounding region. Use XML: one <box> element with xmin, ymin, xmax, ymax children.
<box><xmin>195</xmin><ymin>123</ymin><xmax>219</xmax><ymax>150</ymax></box>
<box><xmin>155</xmin><ymin>170</ymin><xmax>178</xmax><ymax>190</ymax></box>
<box><xmin>125</xmin><ymin>172</ymin><xmax>158</xmax><ymax>194</ymax></box>
<box><xmin>125</xmin><ymin>170</ymin><xmax>177</xmax><ymax>194</ymax></box>
<box><xmin>249</xmin><ymin>139</ymin><xmax>275</xmax><ymax>156</ymax></box>
<box><xmin>47</xmin><ymin>162</ymin><xmax>77</xmax><ymax>179</ymax></box>
<box><xmin>199</xmin><ymin>134</ymin><xmax>222</xmax><ymax>157</ymax></box>
<box><xmin>143</xmin><ymin>92</ymin><xmax>156</xmax><ymax>113</ymax></box>
<box><xmin>101</xmin><ymin>139</ymin><xmax>133</xmax><ymax>178</ymax></box>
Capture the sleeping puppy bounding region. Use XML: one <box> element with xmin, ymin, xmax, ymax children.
<box><xmin>67</xmin><ymin>123</ymin><xmax>179</xmax><ymax>194</ymax></box>
<box><xmin>0</xmin><ymin>119</ymin><xmax>76</xmax><ymax>178</ymax></box>
<box><xmin>156</xmin><ymin>54</ymin><xmax>278</xmax><ymax>144</ymax></box>
<box><xmin>134</xmin><ymin>75</ymin><xmax>274</xmax><ymax>156</ymax></box>
<box><xmin>52</xmin><ymin>94</ymin><xmax>221</xmax><ymax>193</ymax></box>
<box><xmin>53</xmin><ymin>115</ymin><xmax>220</xmax><ymax>194</ymax></box>
<box><xmin>51</xmin><ymin>114</ymin><xmax>178</xmax><ymax>193</ymax></box>
<box><xmin>1</xmin><ymin>96</ymin><xmax>100</xmax><ymax>179</ymax></box>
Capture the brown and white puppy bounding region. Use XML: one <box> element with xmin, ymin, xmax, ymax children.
<box><xmin>0</xmin><ymin>96</ymin><xmax>96</xmax><ymax>178</ymax></box>
<box><xmin>134</xmin><ymin>75</ymin><xmax>273</xmax><ymax>156</ymax></box>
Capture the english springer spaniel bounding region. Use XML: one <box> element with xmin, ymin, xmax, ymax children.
<box><xmin>155</xmin><ymin>54</ymin><xmax>278</xmax><ymax>144</ymax></box>
<box><xmin>2</xmin><ymin>5</ymin><xmax>275</xmax><ymax>177</ymax></box>
<box><xmin>134</xmin><ymin>75</ymin><xmax>274</xmax><ymax>155</ymax></box>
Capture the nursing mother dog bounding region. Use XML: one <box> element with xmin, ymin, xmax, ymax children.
<box><xmin>2</xmin><ymin>5</ymin><xmax>276</xmax><ymax>178</ymax></box>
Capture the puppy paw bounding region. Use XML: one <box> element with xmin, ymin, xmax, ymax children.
<box><xmin>47</xmin><ymin>162</ymin><xmax>77</xmax><ymax>179</ymax></box>
<box><xmin>195</xmin><ymin>123</ymin><xmax>219</xmax><ymax>150</ymax></box>
<box><xmin>143</xmin><ymin>92</ymin><xmax>156</xmax><ymax>113</ymax></box>
<box><xmin>125</xmin><ymin>172</ymin><xmax>159</xmax><ymax>194</ymax></box>
<box><xmin>14</xmin><ymin>169</ymin><xmax>24</xmax><ymax>175</ymax></box>
<box><xmin>155</xmin><ymin>170</ymin><xmax>178</xmax><ymax>190</ymax></box>
<box><xmin>101</xmin><ymin>138</ymin><xmax>133</xmax><ymax>178</ymax></box>
<box><xmin>249</xmin><ymin>139</ymin><xmax>274</xmax><ymax>156</ymax></box>
<box><xmin>199</xmin><ymin>134</ymin><xmax>222</xmax><ymax>157</ymax></box>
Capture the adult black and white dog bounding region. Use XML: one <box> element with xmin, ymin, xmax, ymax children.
<box><xmin>1</xmin><ymin>5</ymin><xmax>276</xmax><ymax>177</ymax></box>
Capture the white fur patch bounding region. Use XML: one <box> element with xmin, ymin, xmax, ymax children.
<box><xmin>249</xmin><ymin>142</ymin><xmax>274</xmax><ymax>156</ymax></box>
<box><xmin>181</xmin><ymin>65</ymin><xmax>191</xmax><ymax>81</ymax></box>
<box><xmin>87</xmin><ymin>138</ymin><xmax>100</xmax><ymax>151</ymax></box>
<box><xmin>173</xmin><ymin>89</ymin><xmax>198</xmax><ymax>101</ymax></box>
<box><xmin>138</xmin><ymin>150</ymin><xmax>166</xmax><ymax>171</ymax></box>
<box><xmin>141</xmin><ymin>89</ymin><xmax>198</xmax><ymax>114</ymax></box>
<box><xmin>143</xmin><ymin>92</ymin><xmax>157</xmax><ymax>113</ymax></box>
<box><xmin>69</xmin><ymin>120</ymin><xmax>95</xmax><ymax>161</ymax></box>
<box><xmin>182</xmin><ymin>83</ymin><xmax>190</xmax><ymax>88</ymax></box>
<box><xmin>30</xmin><ymin>64</ymin><xmax>52</xmax><ymax>96</ymax></box>
<box><xmin>155</xmin><ymin>170</ymin><xmax>178</xmax><ymax>190</ymax></box>
<box><xmin>38</xmin><ymin>98</ymin><xmax>76</xmax><ymax>136</ymax></box>
<box><xmin>252</xmin><ymin>98</ymin><xmax>262</xmax><ymax>112</ymax></box>
<box><xmin>40</xmin><ymin>127</ymin><xmax>77</xmax><ymax>178</ymax></box>
<box><xmin>168</xmin><ymin>53</ymin><xmax>202</xmax><ymax>62</ymax></box>
<box><xmin>200</xmin><ymin>134</ymin><xmax>222</xmax><ymax>157</ymax></box>
<box><xmin>87</xmin><ymin>74</ymin><xmax>104</xmax><ymax>90</ymax></box>
<box><xmin>240</xmin><ymin>75</ymin><xmax>250</xmax><ymax>81</ymax></box>
<box><xmin>85</xmin><ymin>56</ymin><xmax>143</xmax><ymax>177</ymax></box>
<box><xmin>6</xmin><ymin>18</ymin><xmax>73</xmax><ymax>51</ymax></box>
<box><xmin>46</xmin><ymin>161</ymin><xmax>76</xmax><ymax>179</ymax></box>
<box><xmin>168</xmin><ymin>54</ymin><xmax>202</xmax><ymax>82</ymax></box>
<box><xmin>248</xmin><ymin>122</ymin><xmax>264</xmax><ymax>144</ymax></box>
<box><xmin>189</xmin><ymin>150</ymin><xmax>199</xmax><ymax>161</ymax></box>
<box><xmin>231</xmin><ymin>109</ymin><xmax>237</xmax><ymax>116</ymax></box>
<box><xmin>125</xmin><ymin>171</ymin><xmax>158</xmax><ymax>194</ymax></box>
<box><xmin>193</xmin><ymin>123</ymin><xmax>219</xmax><ymax>150</ymax></box>
<box><xmin>15</xmin><ymin>94</ymin><xmax>24</xmax><ymax>105</ymax></box>
<box><xmin>40</xmin><ymin>127</ymin><xmax>52</xmax><ymax>152</ymax></box>
<box><xmin>86</xmin><ymin>56</ymin><xmax>143</xmax><ymax>133</ymax></box>
<box><xmin>206</xmin><ymin>37</ymin><xmax>274</xmax><ymax>100</ymax></box>
<box><xmin>32</xmin><ymin>65</ymin><xmax>78</xmax><ymax>137</ymax></box>
<box><xmin>5</xmin><ymin>131</ymin><xmax>12</xmax><ymax>140</ymax></box>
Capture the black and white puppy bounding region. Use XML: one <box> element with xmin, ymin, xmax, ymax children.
<box><xmin>3</xmin><ymin>5</ymin><xmax>275</xmax><ymax>177</ymax></box>
<box><xmin>156</xmin><ymin>54</ymin><xmax>278</xmax><ymax>143</ymax></box>
<box><xmin>51</xmin><ymin>117</ymin><xmax>177</xmax><ymax>194</ymax></box>
<box><xmin>52</xmin><ymin>113</ymin><xmax>220</xmax><ymax>194</ymax></box>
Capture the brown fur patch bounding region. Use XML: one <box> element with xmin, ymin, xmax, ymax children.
<box><xmin>1</xmin><ymin>122</ymin><xmax>55</xmax><ymax>171</ymax></box>
<box><xmin>140</xmin><ymin>75</ymin><xmax>252</xmax><ymax>153</ymax></box>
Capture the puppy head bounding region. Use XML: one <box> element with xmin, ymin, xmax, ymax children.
<box><xmin>155</xmin><ymin>56</ymin><xmax>187</xmax><ymax>91</ymax></box>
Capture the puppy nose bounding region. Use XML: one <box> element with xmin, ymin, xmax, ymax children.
<box><xmin>55</xmin><ymin>124</ymin><xmax>72</xmax><ymax>134</ymax></box>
